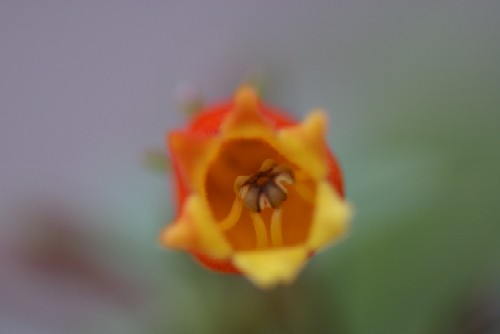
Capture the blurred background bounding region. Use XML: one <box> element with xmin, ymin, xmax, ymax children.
<box><xmin>1</xmin><ymin>2</ymin><xmax>499</xmax><ymax>334</ymax></box>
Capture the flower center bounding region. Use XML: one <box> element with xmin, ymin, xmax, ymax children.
<box><xmin>204</xmin><ymin>139</ymin><xmax>316</xmax><ymax>251</ymax></box>
<box><xmin>235</xmin><ymin>159</ymin><xmax>295</xmax><ymax>213</ymax></box>
<box><xmin>216</xmin><ymin>159</ymin><xmax>314</xmax><ymax>249</ymax></box>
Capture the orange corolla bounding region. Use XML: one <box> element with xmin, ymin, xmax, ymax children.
<box><xmin>160</xmin><ymin>85</ymin><xmax>351</xmax><ymax>288</ymax></box>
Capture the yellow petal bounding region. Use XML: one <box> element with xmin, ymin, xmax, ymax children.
<box><xmin>307</xmin><ymin>181</ymin><xmax>352</xmax><ymax>250</ymax></box>
<box><xmin>160</xmin><ymin>219</ymin><xmax>195</xmax><ymax>250</ymax></box>
<box><xmin>233</xmin><ymin>247</ymin><xmax>309</xmax><ymax>289</ymax></box>
<box><xmin>168</xmin><ymin>131</ymin><xmax>216</xmax><ymax>193</ymax></box>
<box><xmin>277</xmin><ymin>110</ymin><xmax>329</xmax><ymax>180</ymax></box>
<box><xmin>187</xmin><ymin>195</ymin><xmax>233</xmax><ymax>258</ymax></box>
<box><xmin>220</xmin><ymin>85</ymin><xmax>270</xmax><ymax>135</ymax></box>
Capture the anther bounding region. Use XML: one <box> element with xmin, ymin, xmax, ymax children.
<box><xmin>234</xmin><ymin>160</ymin><xmax>295</xmax><ymax>213</ymax></box>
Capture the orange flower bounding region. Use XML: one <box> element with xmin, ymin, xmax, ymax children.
<box><xmin>160</xmin><ymin>85</ymin><xmax>351</xmax><ymax>288</ymax></box>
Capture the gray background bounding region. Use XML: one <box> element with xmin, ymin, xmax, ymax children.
<box><xmin>1</xmin><ymin>2</ymin><xmax>499</xmax><ymax>334</ymax></box>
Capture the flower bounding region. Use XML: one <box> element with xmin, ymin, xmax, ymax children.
<box><xmin>160</xmin><ymin>85</ymin><xmax>351</xmax><ymax>289</ymax></box>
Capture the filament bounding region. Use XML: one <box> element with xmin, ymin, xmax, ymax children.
<box><xmin>250</xmin><ymin>212</ymin><xmax>268</xmax><ymax>248</ymax></box>
<box><xmin>219</xmin><ymin>198</ymin><xmax>243</xmax><ymax>231</ymax></box>
<box><xmin>270</xmin><ymin>208</ymin><xmax>283</xmax><ymax>247</ymax></box>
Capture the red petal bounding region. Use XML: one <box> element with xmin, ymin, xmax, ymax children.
<box><xmin>193</xmin><ymin>251</ymin><xmax>241</xmax><ymax>274</ymax></box>
<box><xmin>188</xmin><ymin>101</ymin><xmax>297</xmax><ymax>134</ymax></box>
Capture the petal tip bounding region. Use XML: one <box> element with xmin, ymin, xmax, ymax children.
<box><xmin>234</xmin><ymin>248</ymin><xmax>308</xmax><ymax>289</ymax></box>
<box><xmin>307</xmin><ymin>182</ymin><xmax>352</xmax><ymax>250</ymax></box>
<box><xmin>220</xmin><ymin>85</ymin><xmax>269</xmax><ymax>134</ymax></box>
<box><xmin>276</xmin><ymin>110</ymin><xmax>330</xmax><ymax>179</ymax></box>
<box><xmin>234</xmin><ymin>85</ymin><xmax>259</xmax><ymax>111</ymax></box>
<box><xmin>303</xmin><ymin>109</ymin><xmax>328</xmax><ymax>137</ymax></box>
<box><xmin>160</xmin><ymin>222</ymin><xmax>194</xmax><ymax>250</ymax></box>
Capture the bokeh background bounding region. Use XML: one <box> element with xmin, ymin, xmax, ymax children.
<box><xmin>1</xmin><ymin>2</ymin><xmax>499</xmax><ymax>334</ymax></box>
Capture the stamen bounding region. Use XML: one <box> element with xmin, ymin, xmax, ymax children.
<box><xmin>229</xmin><ymin>159</ymin><xmax>306</xmax><ymax>249</ymax></box>
<box><xmin>274</xmin><ymin>174</ymin><xmax>294</xmax><ymax>193</ymax></box>
<box><xmin>234</xmin><ymin>159</ymin><xmax>295</xmax><ymax>213</ymax></box>
<box><xmin>244</xmin><ymin>186</ymin><xmax>262</xmax><ymax>212</ymax></box>
<box><xmin>238</xmin><ymin>184</ymin><xmax>250</xmax><ymax>200</ymax></box>
<box><xmin>262</xmin><ymin>182</ymin><xmax>287</xmax><ymax>208</ymax></box>
<box><xmin>260</xmin><ymin>159</ymin><xmax>278</xmax><ymax>171</ymax></box>
<box><xmin>219</xmin><ymin>198</ymin><xmax>243</xmax><ymax>231</ymax></box>
<box><xmin>259</xmin><ymin>194</ymin><xmax>271</xmax><ymax>211</ymax></box>
<box><xmin>250</xmin><ymin>212</ymin><xmax>268</xmax><ymax>248</ymax></box>
<box><xmin>270</xmin><ymin>208</ymin><xmax>283</xmax><ymax>247</ymax></box>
